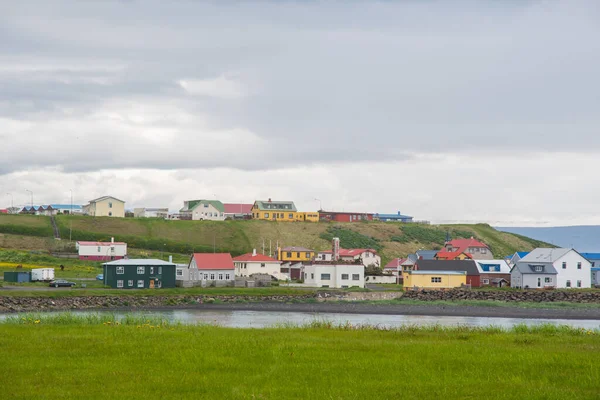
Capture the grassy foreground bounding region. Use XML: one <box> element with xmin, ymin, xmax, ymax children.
<box><xmin>0</xmin><ymin>314</ymin><xmax>598</xmax><ymax>399</ymax></box>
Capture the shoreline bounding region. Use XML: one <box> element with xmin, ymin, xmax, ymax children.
<box><xmin>5</xmin><ymin>301</ymin><xmax>600</xmax><ymax>320</ymax></box>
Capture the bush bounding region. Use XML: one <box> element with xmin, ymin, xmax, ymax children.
<box><xmin>320</xmin><ymin>227</ymin><xmax>382</xmax><ymax>252</ymax></box>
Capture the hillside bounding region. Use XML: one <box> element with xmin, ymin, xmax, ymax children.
<box><xmin>0</xmin><ymin>214</ymin><xmax>552</xmax><ymax>265</ymax></box>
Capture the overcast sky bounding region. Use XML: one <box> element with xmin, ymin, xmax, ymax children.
<box><xmin>1</xmin><ymin>1</ymin><xmax>599</xmax><ymax>226</ymax></box>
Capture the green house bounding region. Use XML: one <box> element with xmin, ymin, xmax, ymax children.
<box><xmin>102</xmin><ymin>259</ymin><xmax>176</xmax><ymax>289</ymax></box>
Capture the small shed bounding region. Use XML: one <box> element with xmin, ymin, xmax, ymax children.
<box><xmin>4</xmin><ymin>271</ymin><xmax>31</xmax><ymax>283</ymax></box>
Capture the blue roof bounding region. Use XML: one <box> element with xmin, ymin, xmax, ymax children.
<box><xmin>50</xmin><ymin>204</ymin><xmax>83</xmax><ymax>210</ymax></box>
<box><xmin>581</xmin><ymin>253</ymin><xmax>600</xmax><ymax>260</ymax></box>
<box><xmin>591</xmin><ymin>267</ymin><xmax>600</xmax><ymax>271</ymax></box>
<box><xmin>517</xmin><ymin>252</ymin><xmax>529</xmax><ymax>257</ymax></box>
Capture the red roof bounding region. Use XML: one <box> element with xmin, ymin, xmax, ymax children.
<box><xmin>233</xmin><ymin>252</ymin><xmax>281</xmax><ymax>263</ymax></box>
<box><xmin>192</xmin><ymin>253</ymin><xmax>234</xmax><ymax>270</ymax></box>
<box><xmin>0</xmin><ymin>209</ymin><xmax>7</xmax><ymax>214</ymax></box>
<box><xmin>77</xmin><ymin>241</ymin><xmax>127</xmax><ymax>246</ymax></box>
<box><xmin>446</xmin><ymin>238</ymin><xmax>489</xmax><ymax>253</ymax></box>
<box><xmin>223</xmin><ymin>203</ymin><xmax>253</xmax><ymax>214</ymax></box>
<box><xmin>384</xmin><ymin>258</ymin><xmax>406</xmax><ymax>269</ymax></box>
<box><xmin>435</xmin><ymin>251</ymin><xmax>473</xmax><ymax>260</ymax></box>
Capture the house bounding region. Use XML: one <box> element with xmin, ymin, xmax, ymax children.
<box><xmin>403</xmin><ymin>270</ymin><xmax>467</xmax><ymax>290</ymax></box>
<box><xmin>434</xmin><ymin>251</ymin><xmax>473</xmax><ymax>261</ymax></box>
<box><xmin>179</xmin><ymin>200</ymin><xmax>225</xmax><ymax>221</ymax></box>
<box><xmin>507</xmin><ymin>251</ymin><xmax>530</xmax><ymax>266</ymax></box>
<box><xmin>384</xmin><ymin>258</ymin><xmax>405</xmax><ymax>283</ymax></box>
<box><xmin>584</xmin><ymin>253</ymin><xmax>600</xmax><ymax>287</ymax></box>
<box><xmin>277</xmin><ymin>246</ymin><xmax>315</xmax><ymax>263</ymax></box>
<box><xmin>102</xmin><ymin>259</ymin><xmax>176</xmax><ymax>289</ymax></box>
<box><xmin>134</xmin><ymin>208</ymin><xmax>169</xmax><ymax>218</ymax></box>
<box><xmin>440</xmin><ymin>237</ymin><xmax>493</xmax><ymax>260</ymax></box>
<box><xmin>316</xmin><ymin>248</ymin><xmax>381</xmax><ymax>268</ymax></box>
<box><xmin>223</xmin><ymin>203</ymin><xmax>253</xmax><ymax>219</ymax></box>
<box><xmin>303</xmin><ymin>264</ymin><xmax>365</xmax><ymax>288</ymax></box>
<box><xmin>82</xmin><ymin>196</ymin><xmax>125</xmax><ymax>217</ymax></box>
<box><xmin>233</xmin><ymin>250</ymin><xmax>283</xmax><ymax>280</ymax></box>
<box><xmin>373</xmin><ymin>211</ymin><xmax>414</xmax><ymax>223</ymax></box>
<box><xmin>518</xmin><ymin>248</ymin><xmax>591</xmax><ymax>288</ymax></box>
<box><xmin>415</xmin><ymin>260</ymin><xmax>482</xmax><ymax>287</ymax></box>
<box><xmin>49</xmin><ymin>204</ymin><xmax>83</xmax><ymax>214</ymax></box>
<box><xmin>76</xmin><ymin>239</ymin><xmax>127</xmax><ymax>261</ymax></box>
<box><xmin>20</xmin><ymin>205</ymin><xmax>56</xmax><ymax>216</ymax></box>
<box><xmin>318</xmin><ymin>210</ymin><xmax>373</xmax><ymax>222</ymax></box>
<box><xmin>190</xmin><ymin>253</ymin><xmax>235</xmax><ymax>284</ymax></box>
<box><xmin>591</xmin><ymin>268</ymin><xmax>600</xmax><ymax>287</ymax></box>
<box><xmin>510</xmin><ymin>262</ymin><xmax>558</xmax><ymax>289</ymax></box>
<box><xmin>473</xmin><ymin>259</ymin><xmax>511</xmax><ymax>287</ymax></box>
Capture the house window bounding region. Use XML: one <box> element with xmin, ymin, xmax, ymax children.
<box><xmin>204</xmin><ymin>274</ymin><xmax>208</xmax><ymax>280</ymax></box>
<box><xmin>545</xmin><ymin>277</ymin><xmax>552</xmax><ymax>283</ymax></box>
<box><xmin>352</xmin><ymin>274</ymin><xmax>360</xmax><ymax>280</ymax></box>
<box><xmin>306</xmin><ymin>252</ymin><xmax>311</xmax><ymax>258</ymax></box>
<box><xmin>286</xmin><ymin>252</ymin><xmax>292</xmax><ymax>258</ymax></box>
<box><xmin>341</xmin><ymin>274</ymin><xmax>349</xmax><ymax>280</ymax></box>
<box><xmin>204</xmin><ymin>204</ymin><xmax>209</xmax><ymax>208</ymax></box>
<box><xmin>137</xmin><ymin>280</ymin><xmax>144</xmax><ymax>288</ymax></box>
<box><xmin>296</xmin><ymin>252</ymin><xmax>300</xmax><ymax>258</ymax></box>
<box><xmin>210</xmin><ymin>274</ymin><xmax>215</xmax><ymax>280</ymax></box>
<box><xmin>566</xmin><ymin>280</ymin><xmax>571</xmax><ymax>287</ymax></box>
<box><xmin>117</xmin><ymin>280</ymin><xmax>123</xmax><ymax>288</ymax></box>
<box><xmin>321</xmin><ymin>273</ymin><xmax>331</xmax><ymax>280</ymax></box>
<box><xmin>577</xmin><ymin>262</ymin><xmax>582</xmax><ymax>269</ymax></box>
<box><xmin>264</xmin><ymin>213</ymin><xmax>269</xmax><ymax>218</ymax></box>
<box><xmin>116</xmin><ymin>266</ymin><xmax>124</xmax><ymax>274</ymax></box>
<box><xmin>225</xmin><ymin>274</ymin><xmax>230</xmax><ymax>280</ymax></box>
<box><xmin>137</xmin><ymin>266</ymin><xmax>145</xmax><ymax>274</ymax></box>
<box><xmin>158</xmin><ymin>267</ymin><xmax>162</xmax><ymax>274</ymax></box>
<box><xmin>150</xmin><ymin>267</ymin><xmax>154</xmax><ymax>274</ymax></box>
<box><xmin>109</xmin><ymin>202</ymin><xmax>113</xmax><ymax>208</ymax></box>
<box><xmin>481</xmin><ymin>248</ymin><xmax>487</xmax><ymax>254</ymax></box>
<box><xmin>108</xmin><ymin>212</ymin><xmax>112</xmax><ymax>216</ymax></box>
<box><xmin>128</xmin><ymin>280</ymin><xmax>133</xmax><ymax>287</ymax></box>
<box><xmin>176</xmin><ymin>270</ymin><xmax>183</xmax><ymax>276</ymax></box>
<box><xmin>97</xmin><ymin>246</ymin><xmax>102</xmax><ymax>252</ymax></box>
<box><xmin>289</xmin><ymin>213</ymin><xmax>293</xmax><ymax>219</ymax></box>
<box><xmin>562</xmin><ymin>262</ymin><xmax>567</xmax><ymax>269</ymax></box>
<box><xmin>261</xmin><ymin>263</ymin><xmax>265</xmax><ymax>268</ymax></box>
<box><xmin>218</xmin><ymin>274</ymin><xmax>223</xmax><ymax>280</ymax></box>
<box><xmin>577</xmin><ymin>280</ymin><xmax>582</xmax><ymax>288</ymax></box>
<box><xmin>535</xmin><ymin>266</ymin><xmax>542</xmax><ymax>272</ymax></box>
<box><xmin>311</xmin><ymin>273</ymin><xmax>314</xmax><ymax>279</ymax></box>
<box><xmin>431</xmin><ymin>277</ymin><xmax>442</xmax><ymax>283</ymax></box>
<box><xmin>482</xmin><ymin>279</ymin><xmax>489</xmax><ymax>285</ymax></box>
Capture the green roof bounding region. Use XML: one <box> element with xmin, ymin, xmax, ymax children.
<box><xmin>188</xmin><ymin>200</ymin><xmax>224</xmax><ymax>213</ymax></box>
<box><xmin>254</xmin><ymin>200</ymin><xmax>297</xmax><ymax>212</ymax></box>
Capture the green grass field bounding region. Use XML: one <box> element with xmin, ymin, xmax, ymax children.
<box><xmin>0</xmin><ymin>314</ymin><xmax>598</xmax><ymax>399</ymax></box>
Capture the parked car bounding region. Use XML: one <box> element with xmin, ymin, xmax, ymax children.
<box><xmin>96</xmin><ymin>274</ymin><xmax>104</xmax><ymax>281</ymax></box>
<box><xmin>49</xmin><ymin>279</ymin><xmax>76</xmax><ymax>288</ymax></box>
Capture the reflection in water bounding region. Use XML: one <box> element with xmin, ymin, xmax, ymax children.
<box><xmin>8</xmin><ymin>309</ymin><xmax>595</xmax><ymax>329</ymax></box>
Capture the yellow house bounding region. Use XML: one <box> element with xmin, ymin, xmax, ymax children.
<box><xmin>82</xmin><ymin>196</ymin><xmax>125</xmax><ymax>218</ymax></box>
<box><xmin>277</xmin><ymin>246</ymin><xmax>315</xmax><ymax>263</ymax></box>
<box><xmin>251</xmin><ymin>200</ymin><xmax>318</xmax><ymax>222</ymax></box>
<box><xmin>403</xmin><ymin>270</ymin><xmax>466</xmax><ymax>290</ymax></box>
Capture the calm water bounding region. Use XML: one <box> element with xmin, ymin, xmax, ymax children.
<box><xmin>3</xmin><ymin>309</ymin><xmax>599</xmax><ymax>329</ymax></box>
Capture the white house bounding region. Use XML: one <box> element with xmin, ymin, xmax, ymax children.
<box><xmin>179</xmin><ymin>200</ymin><xmax>225</xmax><ymax>221</ymax></box>
<box><xmin>189</xmin><ymin>253</ymin><xmax>235</xmax><ymax>283</ymax></box>
<box><xmin>518</xmin><ymin>248</ymin><xmax>592</xmax><ymax>289</ymax></box>
<box><xmin>134</xmin><ymin>208</ymin><xmax>169</xmax><ymax>218</ymax></box>
<box><xmin>233</xmin><ymin>250</ymin><xmax>283</xmax><ymax>280</ymax></box>
<box><xmin>76</xmin><ymin>238</ymin><xmax>127</xmax><ymax>261</ymax></box>
<box><xmin>316</xmin><ymin>248</ymin><xmax>381</xmax><ymax>268</ymax></box>
<box><xmin>511</xmin><ymin>262</ymin><xmax>558</xmax><ymax>289</ymax></box>
<box><xmin>302</xmin><ymin>264</ymin><xmax>365</xmax><ymax>288</ymax></box>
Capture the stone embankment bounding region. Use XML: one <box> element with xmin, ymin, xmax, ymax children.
<box><xmin>402</xmin><ymin>289</ymin><xmax>600</xmax><ymax>303</ymax></box>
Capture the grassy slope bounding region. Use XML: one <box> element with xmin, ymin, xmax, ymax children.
<box><xmin>0</xmin><ymin>214</ymin><xmax>553</xmax><ymax>265</ymax></box>
<box><xmin>0</xmin><ymin>321</ymin><xmax>597</xmax><ymax>399</ymax></box>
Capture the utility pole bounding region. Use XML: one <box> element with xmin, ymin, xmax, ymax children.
<box><xmin>314</xmin><ymin>198</ymin><xmax>322</xmax><ymax>211</ymax></box>
<box><xmin>269</xmin><ymin>240</ymin><xmax>272</xmax><ymax>257</ymax></box>
<box><xmin>262</xmin><ymin>238</ymin><xmax>265</xmax><ymax>255</ymax></box>
<box><xmin>26</xmin><ymin>189</ymin><xmax>33</xmax><ymax>208</ymax></box>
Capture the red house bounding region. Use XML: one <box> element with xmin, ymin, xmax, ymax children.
<box><xmin>318</xmin><ymin>211</ymin><xmax>374</xmax><ymax>222</ymax></box>
<box><xmin>223</xmin><ymin>203</ymin><xmax>253</xmax><ymax>219</ymax></box>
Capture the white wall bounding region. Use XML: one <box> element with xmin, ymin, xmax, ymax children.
<box><xmin>197</xmin><ymin>269</ymin><xmax>235</xmax><ymax>281</ymax></box>
<box><xmin>303</xmin><ymin>264</ymin><xmax>364</xmax><ymax>288</ymax></box>
<box><xmin>511</xmin><ymin>272</ymin><xmax>556</xmax><ymax>289</ymax></box>
<box><xmin>191</xmin><ymin>203</ymin><xmax>225</xmax><ymax>221</ymax></box>
<box><xmin>234</xmin><ymin>261</ymin><xmax>283</xmax><ymax>279</ymax></box>
<box><xmin>315</xmin><ymin>251</ymin><xmax>381</xmax><ymax>268</ymax></box>
<box><xmin>77</xmin><ymin>243</ymin><xmax>127</xmax><ymax>257</ymax></box>
<box><xmin>365</xmin><ymin>275</ymin><xmax>396</xmax><ymax>284</ymax></box>
<box><xmin>554</xmin><ymin>251</ymin><xmax>592</xmax><ymax>288</ymax></box>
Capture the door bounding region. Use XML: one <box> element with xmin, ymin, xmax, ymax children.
<box><xmin>149</xmin><ymin>279</ymin><xmax>155</xmax><ymax>289</ymax></box>
<box><xmin>537</xmin><ymin>277</ymin><xmax>541</xmax><ymax>288</ymax></box>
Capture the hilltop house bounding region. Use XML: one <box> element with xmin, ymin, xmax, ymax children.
<box><xmin>223</xmin><ymin>203</ymin><xmax>253</xmax><ymax>219</ymax></box>
<box><xmin>134</xmin><ymin>208</ymin><xmax>169</xmax><ymax>218</ymax></box>
<box><xmin>517</xmin><ymin>248</ymin><xmax>591</xmax><ymax>288</ymax></box>
<box><xmin>20</xmin><ymin>205</ymin><xmax>56</xmax><ymax>216</ymax></box>
<box><xmin>318</xmin><ymin>210</ymin><xmax>373</xmax><ymax>222</ymax></box>
<box><xmin>317</xmin><ymin>248</ymin><xmax>381</xmax><ymax>268</ymax></box>
<box><xmin>179</xmin><ymin>200</ymin><xmax>225</xmax><ymax>221</ymax></box>
<box><xmin>82</xmin><ymin>196</ymin><xmax>125</xmax><ymax>218</ymax></box>
<box><xmin>233</xmin><ymin>250</ymin><xmax>283</xmax><ymax>280</ymax></box>
<box><xmin>373</xmin><ymin>211</ymin><xmax>413</xmax><ymax>223</ymax></box>
<box><xmin>436</xmin><ymin>238</ymin><xmax>493</xmax><ymax>260</ymax></box>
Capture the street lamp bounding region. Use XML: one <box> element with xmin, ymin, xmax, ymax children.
<box><xmin>25</xmin><ymin>190</ymin><xmax>33</xmax><ymax>208</ymax></box>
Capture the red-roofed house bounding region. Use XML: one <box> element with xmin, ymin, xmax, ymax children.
<box><xmin>76</xmin><ymin>239</ymin><xmax>127</xmax><ymax>261</ymax></box>
<box><xmin>383</xmin><ymin>258</ymin><xmax>405</xmax><ymax>283</ymax></box>
<box><xmin>190</xmin><ymin>253</ymin><xmax>235</xmax><ymax>283</ymax></box>
<box><xmin>233</xmin><ymin>249</ymin><xmax>283</xmax><ymax>279</ymax></box>
<box><xmin>223</xmin><ymin>203</ymin><xmax>253</xmax><ymax>219</ymax></box>
<box><xmin>317</xmin><ymin>248</ymin><xmax>381</xmax><ymax>268</ymax></box>
<box><xmin>439</xmin><ymin>238</ymin><xmax>493</xmax><ymax>260</ymax></box>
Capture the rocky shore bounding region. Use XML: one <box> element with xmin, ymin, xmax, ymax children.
<box><xmin>401</xmin><ymin>289</ymin><xmax>600</xmax><ymax>303</ymax></box>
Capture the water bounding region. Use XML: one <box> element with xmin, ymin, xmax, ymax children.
<box><xmin>3</xmin><ymin>309</ymin><xmax>599</xmax><ymax>329</ymax></box>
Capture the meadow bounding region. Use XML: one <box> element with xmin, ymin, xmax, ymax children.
<box><xmin>0</xmin><ymin>313</ymin><xmax>598</xmax><ymax>399</ymax></box>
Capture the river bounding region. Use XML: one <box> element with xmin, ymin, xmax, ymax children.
<box><xmin>3</xmin><ymin>309</ymin><xmax>599</xmax><ymax>329</ymax></box>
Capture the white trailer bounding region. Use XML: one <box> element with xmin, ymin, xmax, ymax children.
<box><xmin>31</xmin><ymin>268</ymin><xmax>55</xmax><ymax>282</ymax></box>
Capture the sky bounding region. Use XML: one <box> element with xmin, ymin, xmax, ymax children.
<box><xmin>1</xmin><ymin>0</ymin><xmax>600</xmax><ymax>226</ymax></box>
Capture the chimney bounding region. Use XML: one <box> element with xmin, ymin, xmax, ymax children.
<box><xmin>252</xmin><ymin>249</ymin><xmax>257</xmax><ymax>256</ymax></box>
<box><xmin>111</xmin><ymin>237</ymin><xmax>114</xmax><ymax>243</ymax></box>
<box><xmin>168</xmin><ymin>255</ymin><xmax>173</xmax><ymax>263</ymax></box>
<box><xmin>332</xmin><ymin>237</ymin><xmax>340</xmax><ymax>262</ymax></box>
<box><xmin>268</xmin><ymin>198</ymin><xmax>272</xmax><ymax>203</ymax></box>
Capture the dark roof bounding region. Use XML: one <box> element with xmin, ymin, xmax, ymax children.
<box><xmin>415</xmin><ymin>250</ymin><xmax>438</xmax><ymax>260</ymax></box>
<box><xmin>512</xmin><ymin>262</ymin><xmax>558</xmax><ymax>275</ymax></box>
<box><xmin>416</xmin><ymin>260</ymin><xmax>480</xmax><ymax>275</ymax></box>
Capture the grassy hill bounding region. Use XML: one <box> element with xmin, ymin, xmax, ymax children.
<box><xmin>0</xmin><ymin>214</ymin><xmax>552</xmax><ymax>265</ymax></box>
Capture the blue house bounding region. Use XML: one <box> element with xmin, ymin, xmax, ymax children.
<box><xmin>374</xmin><ymin>211</ymin><xmax>413</xmax><ymax>223</ymax></box>
<box><xmin>581</xmin><ymin>253</ymin><xmax>600</xmax><ymax>286</ymax></box>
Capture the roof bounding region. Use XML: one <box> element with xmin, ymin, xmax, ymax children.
<box><xmin>281</xmin><ymin>246</ymin><xmax>314</xmax><ymax>252</ymax></box>
<box><xmin>253</xmin><ymin>200</ymin><xmax>297</xmax><ymax>212</ymax></box>
<box><xmin>581</xmin><ymin>253</ymin><xmax>600</xmax><ymax>260</ymax></box>
<box><xmin>384</xmin><ymin>258</ymin><xmax>406</xmax><ymax>269</ymax></box>
<box><xmin>516</xmin><ymin>251</ymin><xmax>530</xmax><ymax>258</ymax></box>
<box><xmin>375</xmin><ymin>212</ymin><xmax>413</xmax><ymax>219</ymax></box>
<box><xmin>77</xmin><ymin>241</ymin><xmax>127</xmax><ymax>246</ymax></box>
<box><xmin>88</xmin><ymin>196</ymin><xmax>125</xmax><ymax>204</ymax></box>
<box><xmin>223</xmin><ymin>203</ymin><xmax>253</xmax><ymax>214</ymax></box>
<box><xmin>416</xmin><ymin>260</ymin><xmax>480</xmax><ymax>275</ymax></box>
<box><xmin>50</xmin><ymin>204</ymin><xmax>83</xmax><ymax>210</ymax></box>
<box><xmin>185</xmin><ymin>200</ymin><xmax>225</xmax><ymax>213</ymax></box>
<box><xmin>233</xmin><ymin>253</ymin><xmax>281</xmax><ymax>263</ymax></box>
<box><xmin>103</xmin><ymin>259</ymin><xmax>174</xmax><ymax>266</ymax></box>
<box><xmin>512</xmin><ymin>262</ymin><xmax>558</xmax><ymax>275</ymax></box>
<box><xmin>415</xmin><ymin>250</ymin><xmax>438</xmax><ymax>260</ymax></box>
<box><xmin>591</xmin><ymin>267</ymin><xmax>600</xmax><ymax>271</ymax></box>
<box><xmin>435</xmin><ymin>251</ymin><xmax>473</xmax><ymax>260</ymax></box>
<box><xmin>318</xmin><ymin>249</ymin><xmax>378</xmax><ymax>256</ymax></box>
<box><xmin>408</xmin><ymin>270</ymin><xmax>467</xmax><ymax>275</ymax></box>
<box><xmin>520</xmin><ymin>248</ymin><xmax>573</xmax><ymax>263</ymax></box>
<box><xmin>319</xmin><ymin>210</ymin><xmax>373</xmax><ymax>216</ymax></box>
<box><xmin>192</xmin><ymin>253</ymin><xmax>234</xmax><ymax>270</ymax></box>
<box><xmin>446</xmin><ymin>238</ymin><xmax>489</xmax><ymax>253</ymax></box>
<box><xmin>473</xmin><ymin>260</ymin><xmax>511</xmax><ymax>274</ymax></box>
